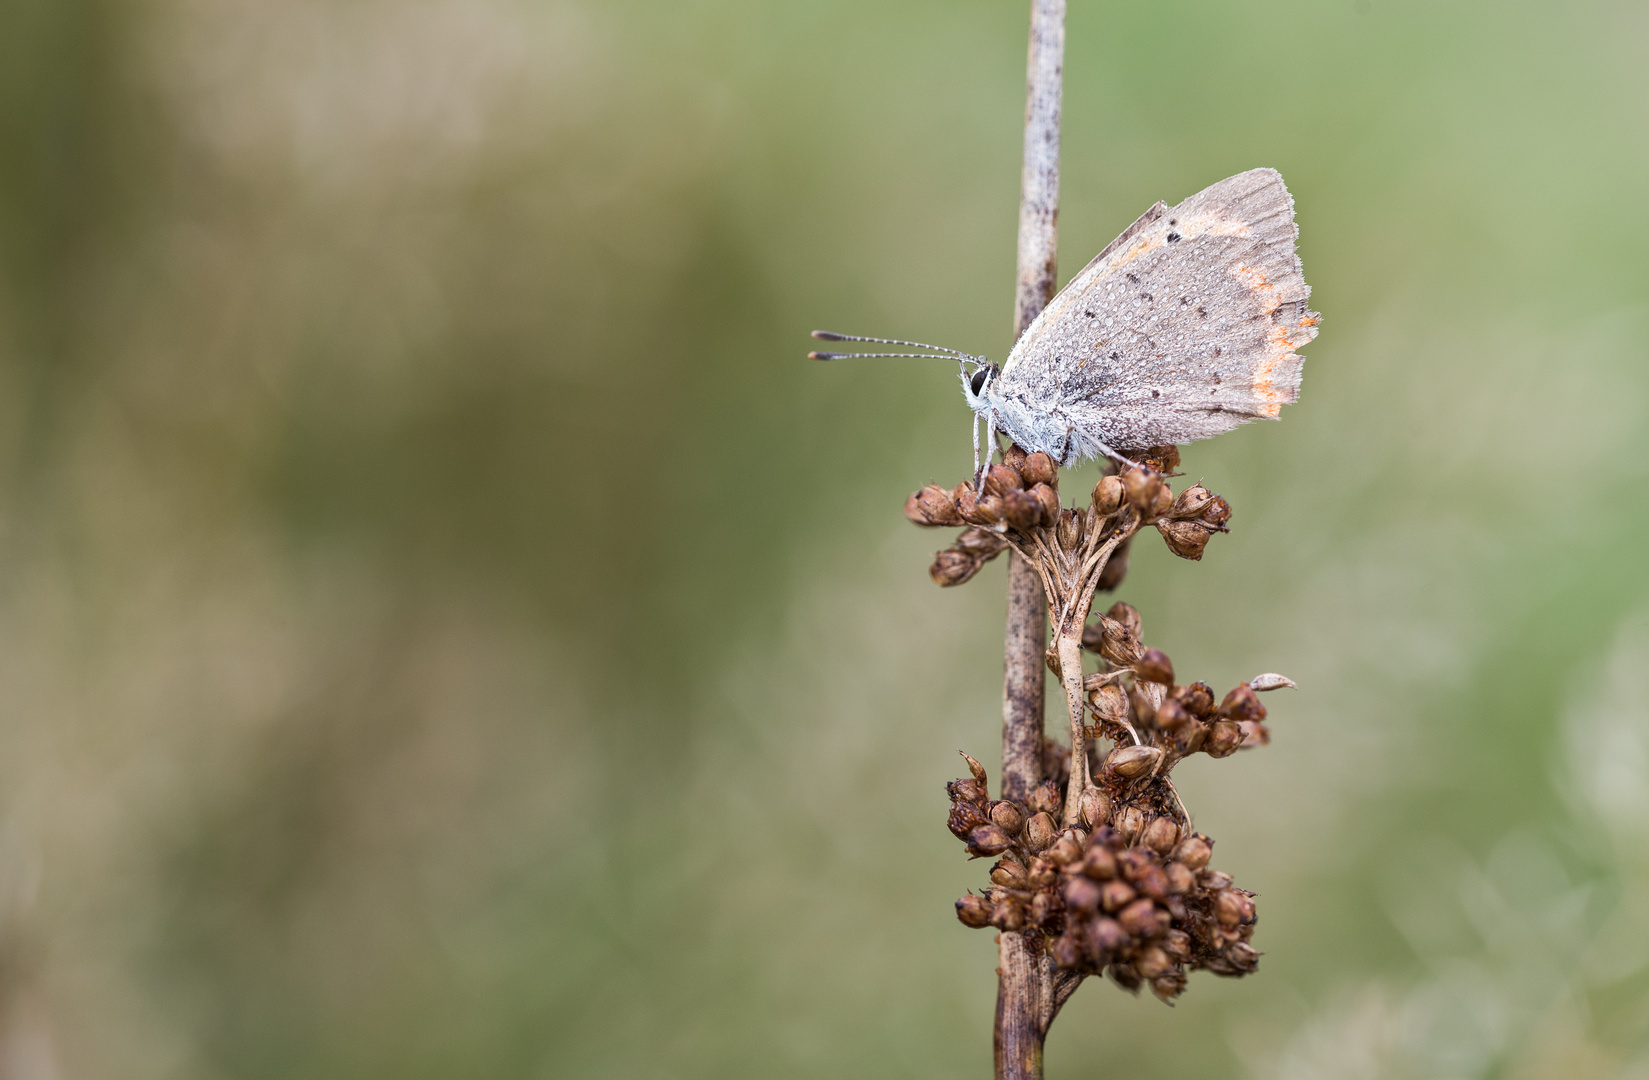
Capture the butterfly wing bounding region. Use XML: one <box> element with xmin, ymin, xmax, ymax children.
<box><xmin>997</xmin><ymin>168</ymin><xmax>1318</xmax><ymax>456</ymax></box>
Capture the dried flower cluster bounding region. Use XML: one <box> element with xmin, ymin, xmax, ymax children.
<box><xmin>911</xmin><ymin>444</ymin><xmax>1294</xmax><ymax>1005</ymax></box>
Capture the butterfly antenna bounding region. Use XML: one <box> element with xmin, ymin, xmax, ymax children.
<box><xmin>808</xmin><ymin>330</ymin><xmax>976</xmax><ymax>363</ymax></box>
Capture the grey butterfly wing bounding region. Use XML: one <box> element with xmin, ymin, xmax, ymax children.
<box><xmin>998</xmin><ymin>168</ymin><xmax>1318</xmax><ymax>456</ymax></box>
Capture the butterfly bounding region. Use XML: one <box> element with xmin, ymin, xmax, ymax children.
<box><xmin>813</xmin><ymin>168</ymin><xmax>1318</xmax><ymax>476</ymax></box>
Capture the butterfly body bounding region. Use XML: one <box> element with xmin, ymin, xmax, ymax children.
<box><xmin>967</xmin><ymin>168</ymin><xmax>1318</xmax><ymax>466</ymax></box>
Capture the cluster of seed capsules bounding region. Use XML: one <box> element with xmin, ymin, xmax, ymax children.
<box><xmin>948</xmin><ymin>605</ymin><xmax>1292</xmax><ymax>1004</ymax></box>
<box><xmin>948</xmin><ymin>761</ymin><xmax>1258</xmax><ymax>1004</ymax></box>
<box><xmin>905</xmin><ymin>444</ymin><xmax>1233</xmax><ymax>587</ymax></box>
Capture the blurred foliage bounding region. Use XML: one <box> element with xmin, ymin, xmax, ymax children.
<box><xmin>0</xmin><ymin>0</ymin><xmax>1646</xmax><ymax>1077</ymax></box>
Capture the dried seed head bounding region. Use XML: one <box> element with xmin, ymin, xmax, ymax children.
<box><xmin>904</xmin><ymin>491</ymin><xmax>929</xmax><ymax>526</ymax></box>
<box><xmin>1215</xmin><ymin>889</ymin><xmax>1255</xmax><ymax>927</ymax></box>
<box><xmin>1141</xmin><ymin>816</ymin><xmax>1181</xmax><ymax>855</ymax></box>
<box><xmin>1029</xmin><ymin>482</ymin><xmax>1061</xmax><ymax>527</ymax></box>
<box><xmin>1078</xmin><ymin>787</ymin><xmax>1112</xmax><ymax>829</ymax></box>
<box><xmin>1200</xmin><ymin>494</ymin><xmax>1232</xmax><ymax>528</ymax></box>
<box><xmin>1028</xmin><ymin>889</ymin><xmax>1058</xmax><ymax>926</ymax></box>
<box><xmin>1205</xmin><ymin>720</ymin><xmax>1243</xmax><ymax>758</ymax></box>
<box><xmin>1099</xmin><ymin>880</ymin><xmax>1136</xmax><ymax>913</ymax></box>
<box><xmin>1092</xmin><ymin>474</ymin><xmax>1125</xmax><ymax>515</ymax></box>
<box><xmin>1118</xmin><ymin>898</ymin><xmax>1164</xmax><ymax>938</ymax></box>
<box><xmin>1134</xmin><ymin>945</ymin><xmax>1173</xmax><ymax>979</ymax></box>
<box><xmin>1157</xmin><ymin>519</ymin><xmax>1213</xmax><ymax>560</ymax></box>
<box><xmin>1106</xmin><ymin>601</ymin><xmax>1143</xmax><ymax>640</ymax></box>
<box><xmin>1056</xmin><ymin>508</ymin><xmax>1084</xmax><ymax>550</ymax></box>
<box><xmin>947</xmin><ymin>775</ymin><xmax>988</xmax><ymax>804</ymax></box>
<box><xmin>1050</xmin><ymin>933</ymin><xmax>1083</xmax><ymax>969</ymax></box>
<box><xmin>1113</xmin><ymin>805</ymin><xmax>1146</xmax><ymax>843</ymax></box>
<box><xmin>985</xmin><ymin>463</ymin><xmax>1023</xmax><ymax>497</ymax></box>
<box><xmin>1096</xmin><ymin>617</ymin><xmax>1144</xmax><ymax>667</ymax></box>
<box><xmin>1122</xmin><ymin>467</ymin><xmax>1161</xmax><ymax>511</ymax></box>
<box><xmin>1105</xmin><ymin>744</ymin><xmax>1163</xmax><ymax>780</ymax></box>
<box><xmin>1151</xmin><ymin>971</ymin><xmax>1188</xmax><ymax>1003</ymax></box>
<box><xmin>954</xmin><ymin>527</ymin><xmax>1007</xmax><ymax>556</ymax></box>
<box><xmin>972</xmin><ymin>495</ymin><xmax>1006</xmax><ymax>526</ymax></box>
<box><xmin>1149</xmin><ymin>482</ymin><xmax>1175</xmax><ymax>520</ymax></box>
<box><xmin>1002</xmin><ymin>443</ymin><xmax>1029</xmax><ymax>471</ymax></box>
<box><xmin>1170</xmin><ymin>483</ymin><xmax>1214</xmax><ymax>518</ymax></box>
<box><xmin>1046</xmin><ymin>835</ymin><xmax>1083</xmax><ymax>866</ymax></box>
<box><xmin>1249</xmin><ymin>672</ymin><xmax>1297</xmax><ymax>692</ymax></box>
<box><xmin>1026</xmin><ymin>857</ymin><xmax>1058</xmax><ymax>888</ymax></box>
<box><xmin>1218</xmin><ymin>684</ymin><xmax>1267</xmax><ymax>723</ymax></box>
<box><xmin>1080</xmin><ymin>844</ymin><xmax>1118</xmax><ymax>880</ymax></box>
<box><xmin>968</xmin><ymin>824</ymin><xmax>1014</xmax><ymax>856</ymax></box>
<box><xmin>1172</xmin><ymin>834</ymin><xmax>1213</xmax><ymax>870</ymax></box>
<box><xmin>948</xmin><ymin>799</ymin><xmax>988</xmax><ymax>840</ymax></box>
<box><xmin>989</xmin><ymin>800</ymin><xmax>1026</xmax><ymax>834</ymax></box>
<box><xmin>929</xmin><ymin>550</ymin><xmax>980</xmax><ymax>587</ymax></box>
<box><xmin>1062</xmin><ymin>876</ymin><xmax>1103</xmax><ymax>913</ymax></box>
<box><xmin>1020</xmin><ymin>451</ymin><xmax>1057</xmax><ymax>488</ymax></box>
<box><xmin>960</xmin><ymin>751</ymin><xmax>988</xmax><ymax>784</ymax></box>
<box><xmin>1002</xmin><ymin>488</ymin><xmax>1042</xmax><ymax>531</ymax></box>
<box><xmin>1117</xmin><ymin>847</ymin><xmax>1155</xmax><ymax>881</ymax></box>
<box><xmin>990</xmin><ymin>859</ymin><xmax>1028</xmax><ymax>889</ymax></box>
<box><xmin>1129</xmin><ymin>684</ymin><xmax>1159</xmax><ymax>728</ymax></box>
<box><xmin>1225</xmin><ymin>942</ymin><xmax>1261</xmax><ymax>973</ymax></box>
<box><xmin>1087</xmin><ymin>683</ymin><xmax>1128</xmax><ymax>723</ymax></box>
<box><xmin>1238</xmin><ymin>720</ymin><xmax>1270</xmax><ymax>748</ymax></box>
<box><xmin>1154</xmin><ymin>698</ymin><xmax>1192</xmax><ymax>732</ymax></box>
<box><xmin>1025</xmin><ymin>812</ymin><xmax>1059</xmax><ymax>851</ymax></box>
<box><xmin>920</xmin><ymin>484</ymin><xmax>964</xmax><ymax>526</ymax></box>
<box><xmin>1163</xmin><ymin>861</ymin><xmax>1196</xmax><ymax>894</ymax></box>
<box><xmin>1135</xmin><ymin>648</ymin><xmax>1175</xmax><ymax>685</ymax></box>
<box><xmin>990</xmin><ymin>898</ymin><xmax>1026</xmax><ymax>932</ymax></box>
<box><xmin>1085</xmin><ymin>917</ymin><xmax>1127</xmax><ymax>959</ymax></box>
<box><xmin>1133</xmin><ymin>862</ymin><xmax>1170</xmax><ymax>901</ymax></box>
<box><xmin>956</xmin><ymin>893</ymin><xmax>991</xmax><ymax>928</ymax></box>
<box><xmin>1172</xmin><ymin>682</ymin><xmax>1216</xmax><ymax>719</ymax></box>
<box><xmin>1175</xmin><ymin>720</ymin><xmax>1208</xmax><ymax>755</ymax></box>
<box><xmin>1044</xmin><ymin>644</ymin><xmax>1062</xmax><ymax>680</ymax></box>
<box><xmin>1027</xmin><ymin>779</ymin><xmax>1063</xmax><ymax>817</ymax></box>
<box><xmin>1201</xmin><ymin>869</ymin><xmax>1234</xmax><ymax>890</ymax></box>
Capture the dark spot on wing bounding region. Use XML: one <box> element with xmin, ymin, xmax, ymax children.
<box><xmin>1212</xmin><ymin>347</ymin><xmax>1222</xmax><ymax>358</ymax></box>
<box><xmin>1198</xmin><ymin>307</ymin><xmax>1208</xmax><ymax>318</ymax></box>
<box><xmin>1084</xmin><ymin>310</ymin><xmax>1095</xmax><ymax>318</ymax></box>
<box><xmin>1109</xmin><ymin>352</ymin><xmax>1119</xmax><ymax>360</ymax></box>
<box><xmin>1151</xmin><ymin>389</ymin><xmax>1160</xmax><ymax>399</ymax></box>
<box><xmin>1180</xmin><ymin>296</ymin><xmax>1190</xmax><ymax>305</ymax></box>
<box><xmin>1126</xmin><ymin>273</ymin><xmax>1140</xmax><ymax>284</ymax></box>
<box><xmin>1166</xmin><ymin>232</ymin><xmax>1181</xmax><ymax>243</ymax></box>
<box><xmin>1168</xmin><ymin>218</ymin><xmax>1176</xmax><ymax>226</ymax></box>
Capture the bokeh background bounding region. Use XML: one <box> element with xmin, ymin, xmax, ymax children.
<box><xmin>1</xmin><ymin>0</ymin><xmax>1648</xmax><ymax>1076</ymax></box>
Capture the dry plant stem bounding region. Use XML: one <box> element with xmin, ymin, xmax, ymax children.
<box><xmin>997</xmin><ymin>2</ymin><xmax>1066</xmax><ymax>1079</ymax></box>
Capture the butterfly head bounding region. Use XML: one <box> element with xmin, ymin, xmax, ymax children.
<box><xmin>961</xmin><ymin>360</ymin><xmax>1000</xmax><ymax>410</ymax></box>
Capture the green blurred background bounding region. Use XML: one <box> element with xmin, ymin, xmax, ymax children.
<box><xmin>1</xmin><ymin>0</ymin><xmax>1647</xmax><ymax>1076</ymax></box>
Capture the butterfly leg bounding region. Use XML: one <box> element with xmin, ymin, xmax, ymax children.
<box><xmin>1093</xmin><ymin>441</ymin><xmax>1146</xmax><ymax>473</ymax></box>
<box><xmin>971</xmin><ymin>411</ymin><xmax>983</xmax><ymax>491</ymax></box>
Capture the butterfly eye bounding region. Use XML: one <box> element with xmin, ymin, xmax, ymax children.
<box><xmin>970</xmin><ymin>368</ymin><xmax>990</xmax><ymax>395</ymax></box>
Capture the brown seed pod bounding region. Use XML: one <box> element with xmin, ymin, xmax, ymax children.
<box><xmin>1134</xmin><ymin>945</ymin><xmax>1173</xmax><ymax>979</ymax></box>
<box><xmin>1087</xmin><ymin>683</ymin><xmax>1129</xmax><ymax>723</ymax></box>
<box><xmin>1062</xmin><ymin>876</ymin><xmax>1103</xmax><ymax>913</ymax></box>
<box><xmin>1172</xmin><ymin>681</ymin><xmax>1216</xmax><ymax>719</ymax></box>
<box><xmin>985</xmin><ymin>463</ymin><xmax>1023</xmax><ymax>496</ymax></box>
<box><xmin>1218</xmin><ymin>684</ymin><xmax>1267</xmax><ymax>722</ymax></box>
<box><xmin>1028</xmin><ymin>889</ymin><xmax>1059</xmax><ymax>926</ymax></box>
<box><xmin>1084</xmin><ymin>917</ymin><xmax>1127</xmax><ymax>960</ymax></box>
<box><xmin>1135</xmin><ymin>648</ymin><xmax>1175</xmax><ymax>685</ymax></box>
<box><xmin>1163</xmin><ymin>862</ymin><xmax>1196</xmax><ymax>894</ymax></box>
<box><xmin>917</xmin><ymin>484</ymin><xmax>964</xmax><ymax>525</ymax></box>
<box><xmin>929</xmin><ymin>550</ymin><xmax>980</xmax><ymax>587</ymax></box>
<box><xmin>990</xmin><ymin>859</ymin><xmax>1028</xmax><ymax>889</ymax></box>
<box><xmin>1096</xmin><ymin>536</ymin><xmax>1132</xmax><ymax>592</ymax></box>
<box><xmin>1105</xmin><ymin>744</ymin><xmax>1163</xmax><ymax>779</ymax></box>
<box><xmin>1171</xmin><ymin>834</ymin><xmax>1211</xmax><ymax>870</ymax></box>
<box><xmin>1045</xmin><ymin>835</ymin><xmax>1083</xmax><ymax>866</ymax></box>
<box><xmin>1170</xmin><ymin>483</ymin><xmax>1214</xmax><ymax>519</ymax></box>
<box><xmin>1108</xmin><ymin>963</ymin><xmax>1143</xmax><ymax>992</ymax></box>
<box><xmin>1117</xmin><ymin>898</ymin><xmax>1165</xmax><ymax>938</ymax></box>
<box><xmin>1078</xmin><ymin>787</ymin><xmax>1112</xmax><ymax>829</ymax></box>
<box><xmin>1157</xmin><ymin>518</ymin><xmax>1212</xmax><ymax>560</ymax></box>
<box><xmin>956</xmin><ymin>894</ymin><xmax>991</xmax><ymax>928</ymax></box>
<box><xmin>1019</xmin><ymin>451</ymin><xmax>1057</xmax><ymax>487</ymax></box>
<box><xmin>1025</xmin><ymin>812</ymin><xmax>1058</xmax><ymax>851</ymax></box>
<box><xmin>1122</xmin><ymin>467</ymin><xmax>1161</xmax><ymax>511</ymax></box>
<box><xmin>1133</xmin><ymin>863</ymin><xmax>1170</xmax><ymax>901</ymax></box>
<box><xmin>1092</xmin><ymin>474</ymin><xmax>1125</xmax><ymax>515</ymax></box>
<box><xmin>1148</xmin><ymin>482</ymin><xmax>1175</xmax><ymax>520</ymax></box>
<box><xmin>1099</xmin><ymin>880</ymin><xmax>1136</xmax><ymax>913</ymax></box>
<box><xmin>1106</xmin><ymin>601</ymin><xmax>1142</xmax><ymax>640</ymax></box>
<box><xmin>1050</xmin><ymin>934</ymin><xmax>1083</xmax><ymax>969</ymax></box>
<box><xmin>954</xmin><ymin>527</ymin><xmax>1007</xmax><ymax>556</ymax></box>
<box><xmin>1215</xmin><ymin>889</ymin><xmax>1255</xmax><ymax>927</ymax></box>
<box><xmin>968</xmin><ymin>824</ymin><xmax>1014</xmax><ymax>856</ymax></box>
<box><xmin>947</xmin><ymin>800</ymin><xmax>988</xmax><ymax>840</ymax></box>
<box><xmin>1205</xmin><ymin>720</ymin><xmax>1243</xmax><ymax>758</ymax></box>
<box><xmin>1113</xmin><ymin>805</ymin><xmax>1146</xmax><ymax>843</ymax></box>
<box><xmin>1238</xmin><ymin>720</ymin><xmax>1270</xmax><ymax>748</ymax></box>
<box><xmin>1154</xmin><ymin>698</ymin><xmax>1192</xmax><ymax>732</ymax></box>
<box><xmin>1029</xmin><ymin>482</ymin><xmax>1061</xmax><ymax>527</ymax></box>
<box><xmin>1141</xmin><ymin>816</ymin><xmax>1181</xmax><ymax>855</ymax></box>
<box><xmin>1056</xmin><ymin>508</ymin><xmax>1084</xmax><ymax>550</ymax></box>
<box><xmin>990</xmin><ymin>898</ymin><xmax>1027</xmax><ymax>932</ymax></box>
<box><xmin>1002</xmin><ymin>488</ymin><xmax>1042</xmax><ymax>531</ymax></box>
<box><xmin>1026</xmin><ymin>857</ymin><xmax>1058</xmax><ymax>888</ymax></box>
<box><xmin>1151</xmin><ymin>971</ymin><xmax>1188</xmax><ymax>1003</ymax></box>
<box><xmin>1027</xmin><ymin>779</ymin><xmax>1063</xmax><ymax>817</ymax></box>
<box><xmin>1080</xmin><ymin>845</ymin><xmax>1118</xmax><ymax>881</ymax></box>
<box><xmin>989</xmin><ymin>801</ymin><xmax>1026</xmax><ymax>835</ymax></box>
<box><xmin>1201</xmin><ymin>494</ymin><xmax>1231</xmax><ymax>527</ymax></box>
